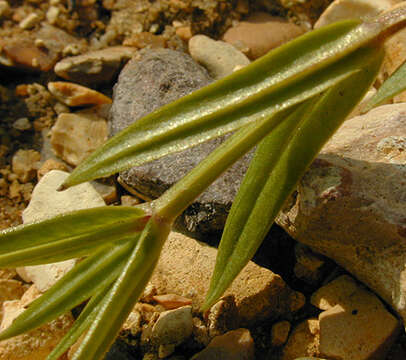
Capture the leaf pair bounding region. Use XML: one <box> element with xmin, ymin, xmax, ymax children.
<box><xmin>204</xmin><ymin>45</ymin><xmax>384</xmax><ymax>309</ymax></box>
<box><xmin>0</xmin><ymin>206</ymin><xmax>148</xmax><ymax>267</ymax></box>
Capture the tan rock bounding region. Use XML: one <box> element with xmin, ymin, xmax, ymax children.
<box><xmin>0</xmin><ymin>269</ymin><xmax>16</xmax><ymax>280</ymax></box>
<box><xmin>152</xmin><ymin>294</ymin><xmax>192</xmax><ymax>310</ymax></box>
<box><xmin>207</xmin><ymin>295</ymin><xmax>239</xmax><ymax>338</ymax></box>
<box><xmin>149</xmin><ymin>232</ymin><xmax>301</xmax><ymax>326</ymax></box>
<box><xmin>18</xmin><ymin>260</ymin><xmax>77</xmax><ymax>293</ymax></box>
<box><xmin>0</xmin><ymin>298</ymin><xmax>74</xmax><ymax>360</ymax></box>
<box><xmin>11</xmin><ymin>149</ymin><xmax>41</xmax><ymax>183</ymax></box>
<box><xmin>191</xmin><ymin>328</ymin><xmax>254</xmax><ymax>360</ymax></box>
<box><xmin>271</xmin><ymin>320</ymin><xmax>291</xmax><ymax>347</ymax></box>
<box><xmin>0</xmin><ymin>280</ymin><xmax>25</xmax><ymax>324</ymax></box>
<box><xmin>0</xmin><ymin>24</ymin><xmax>85</xmax><ymax>72</ymax></box>
<box><xmin>54</xmin><ymin>46</ymin><xmax>137</xmax><ymax>85</ymax></box>
<box><xmin>50</xmin><ymin>111</ymin><xmax>109</xmax><ymax>166</ymax></box>
<box><xmin>314</xmin><ymin>0</ymin><xmax>393</xmax><ymax>29</ymax></box>
<box><xmin>188</xmin><ymin>35</ymin><xmax>250</xmax><ymax>79</ymax></box>
<box><xmin>48</xmin><ymin>82</ymin><xmax>111</xmax><ymax>107</ymax></box>
<box><xmin>18</xmin><ymin>170</ymin><xmax>105</xmax><ymax>291</ymax></box>
<box><xmin>276</xmin><ymin>103</ymin><xmax>406</xmax><ymax>325</ymax></box>
<box><xmin>222</xmin><ymin>12</ymin><xmax>305</xmax><ymax>59</ymax></box>
<box><xmin>19</xmin><ymin>13</ymin><xmax>41</xmax><ymax>30</ymax></box>
<box><xmin>122</xmin><ymin>309</ymin><xmax>142</xmax><ymax>336</ymax></box>
<box><xmin>123</xmin><ymin>32</ymin><xmax>166</xmax><ymax>49</ymax></box>
<box><xmin>294</xmin><ymin>244</ymin><xmax>325</xmax><ymax>285</ymax></box>
<box><xmin>281</xmin><ymin>319</ymin><xmax>320</xmax><ymax>360</ymax></box>
<box><xmin>0</xmin><ymin>1</ymin><xmax>10</xmax><ymax>18</ymax></box>
<box><xmin>1</xmin><ymin>300</ymin><xmax>25</xmax><ymax>330</ymax></box>
<box><xmin>19</xmin><ymin>285</ymin><xmax>42</xmax><ymax>308</ymax></box>
<box><xmin>37</xmin><ymin>159</ymin><xmax>68</xmax><ymax>180</ymax></box>
<box><xmin>311</xmin><ymin>275</ymin><xmax>401</xmax><ymax>360</ymax></box>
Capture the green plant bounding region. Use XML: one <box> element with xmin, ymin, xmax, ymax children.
<box><xmin>1</xmin><ymin>7</ymin><xmax>406</xmax><ymax>360</ymax></box>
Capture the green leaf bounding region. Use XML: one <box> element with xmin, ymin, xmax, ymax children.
<box><xmin>46</xmin><ymin>285</ymin><xmax>112</xmax><ymax>360</ymax></box>
<box><xmin>0</xmin><ymin>206</ymin><xmax>148</xmax><ymax>267</ymax></box>
<box><xmin>62</xmin><ymin>18</ymin><xmax>391</xmax><ymax>189</ymax></box>
<box><xmin>154</xmin><ymin>53</ymin><xmax>366</xmax><ymax>218</ymax></box>
<box><xmin>362</xmin><ymin>58</ymin><xmax>406</xmax><ymax>113</ymax></box>
<box><xmin>70</xmin><ymin>217</ymin><xmax>171</xmax><ymax>360</ymax></box>
<box><xmin>203</xmin><ymin>44</ymin><xmax>384</xmax><ymax>310</ymax></box>
<box><xmin>0</xmin><ymin>238</ymin><xmax>136</xmax><ymax>341</ymax></box>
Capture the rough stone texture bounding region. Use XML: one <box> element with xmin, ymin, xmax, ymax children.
<box><xmin>207</xmin><ymin>295</ymin><xmax>239</xmax><ymax>338</ymax></box>
<box><xmin>11</xmin><ymin>149</ymin><xmax>41</xmax><ymax>183</ymax></box>
<box><xmin>314</xmin><ymin>0</ymin><xmax>393</xmax><ymax>29</ymax></box>
<box><xmin>48</xmin><ymin>82</ymin><xmax>112</xmax><ymax>107</ymax></box>
<box><xmin>294</xmin><ymin>244</ymin><xmax>326</xmax><ymax>285</ymax></box>
<box><xmin>276</xmin><ymin>103</ymin><xmax>406</xmax><ymax>324</ymax></box>
<box><xmin>271</xmin><ymin>320</ymin><xmax>291</xmax><ymax>347</ymax></box>
<box><xmin>111</xmin><ymin>48</ymin><xmax>256</xmax><ymax>238</ymax></box>
<box><xmin>0</xmin><ymin>279</ymin><xmax>25</xmax><ymax>324</ymax></box>
<box><xmin>281</xmin><ymin>319</ymin><xmax>321</xmax><ymax>360</ymax></box>
<box><xmin>222</xmin><ymin>12</ymin><xmax>305</xmax><ymax>60</ymax></box>
<box><xmin>312</xmin><ymin>275</ymin><xmax>400</xmax><ymax>360</ymax></box>
<box><xmin>50</xmin><ymin>110</ymin><xmax>109</xmax><ymax>166</ymax></box>
<box><xmin>54</xmin><ymin>46</ymin><xmax>137</xmax><ymax>85</ymax></box>
<box><xmin>152</xmin><ymin>294</ymin><xmax>192</xmax><ymax>310</ymax></box>
<box><xmin>191</xmin><ymin>328</ymin><xmax>255</xmax><ymax>360</ymax></box>
<box><xmin>37</xmin><ymin>159</ymin><xmax>68</xmax><ymax>180</ymax></box>
<box><xmin>109</xmin><ymin>48</ymin><xmax>211</xmax><ymax>137</ymax></box>
<box><xmin>17</xmin><ymin>170</ymin><xmax>105</xmax><ymax>292</ymax></box>
<box><xmin>150</xmin><ymin>306</ymin><xmax>193</xmax><ymax>347</ymax></box>
<box><xmin>188</xmin><ymin>35</ymin><xmax>250</xmax><ymax>79</ymax></box>
<box><xmin>149</xmin><ymin>232</ymin><xmax>302</xmax><ymax>326</ymax></box>
<box><xmin>0</xmin><ymin>23</ymin><xmax>86</xmax><ymax>72</ymax></box>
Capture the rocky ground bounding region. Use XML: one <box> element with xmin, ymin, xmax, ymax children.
<box><xmin>0</xmin><ymin>0</ymin><xmax>406</xmax><ymax>359</ymax></box>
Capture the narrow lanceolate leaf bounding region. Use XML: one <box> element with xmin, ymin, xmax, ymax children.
<box><xmin>71</xmin><ymin>217</ymin><xmax>171</xmax><ymax>360</ymax></box>
<box><xmin>0</xmin><ymin>206</ymin><xmax>148</xmax><ymax>267</ymax></box>
<box><xmin>61</xmin><ymin>9</ymin><xmax>406</xmax><ymax>190</ymax></box>
<box><xmin>362</xmin><ymin>58</ymin><xmax>406</xmax><ymax>113</ymax></box>
<box><xmin>154</xmin><ymin>49</ymin><xmax>368</xmax><ymax>218</ymax></box>
<box><xmin>46</xmin><ymin>285</ymin><xmax>112</xmax><ymax>360</ymax></box>
<box><xmin>0</xmin><ymin>239</ymin><xmax>136</xmax><ymax>341</ymax></box>
<box><xmin>203</xmin><ymin>44</ymin><xmax>384</xmax><ymax>310</ymax></box>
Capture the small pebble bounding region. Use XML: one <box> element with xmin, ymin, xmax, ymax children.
<box><xmin>37</xmin><ymin>159</ymin><xmax>68</xmax><ymax>180</ymax></box>
<box><xmin>12</xmin><ymin>117</ymin><xmax>31</xmax><ymax>131</ymax></box>
<box><xmin>0</xmin><ymin>0</ymin><xmax>10</xmax><ymax>18</ymax></box>
<box><xmin>152</xmin><ymin>294</ymin><xmax>192</xmax><ymax>310</ymax></box>
<box><xmin>11</xmin><ymin>149</ymin><xmax>41</xmax><ymax>183</ymax></box>
<box><xmin>19</xmin><ymin>13</ymin><xmax>41</xmax><ymax>30</ymax></box>
<box><xmin>48</xmin><ymin>81</ymin><xmax>112</xmax><ymax>107</ymax></box>
<box><xmin>189</xmin><ymin>34</ymin><xmax>250</xmax><ymax>79</ymax></box>
<box><xmin>46</xmin><ymin>6</ymin><xmax>60</xmax><ymax>25</ymax></box>
<box><xmin>271</xmin><ymin>320</ymin><xmax>291</xmax><ymax>347</ymax></box>
<box><xmin>222</xmin><ymin>12</ymin><xmax>305</xmax><ymax>59</ymax></box>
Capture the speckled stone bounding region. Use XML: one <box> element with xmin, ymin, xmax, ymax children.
<box><xmin>110</xmin><ymin>48</ymin><xmax>255</xmax><ymax>238</ymax></box>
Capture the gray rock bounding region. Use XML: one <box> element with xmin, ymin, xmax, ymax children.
<box><xmin>111</xmin><ymin>48</ymin><xmax>254</xmax><ymax>238</ymax></box>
